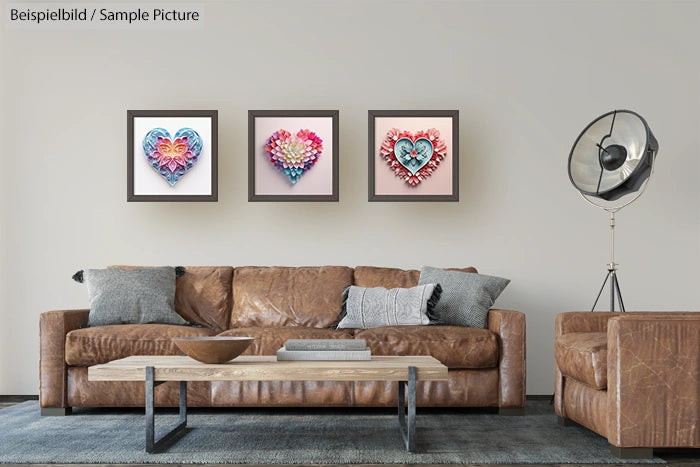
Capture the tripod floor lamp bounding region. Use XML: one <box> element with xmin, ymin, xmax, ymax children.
<box><xmin>567</xmin><ymin>110</ymin><xmax>659</xmax><ymax>311</ymax></box>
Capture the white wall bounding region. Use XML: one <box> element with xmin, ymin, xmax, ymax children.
<box><xmin>1</xmin><ymin>0</ymin><xmax>699</xmax><ymax>395</ymax></box>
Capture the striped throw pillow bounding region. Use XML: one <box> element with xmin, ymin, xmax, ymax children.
<box><xmin>334</xmin><ymin>284</ymin><xmax>442</xmax><ymax>330</ymax></box>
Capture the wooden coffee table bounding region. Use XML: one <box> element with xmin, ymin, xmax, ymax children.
<box><xmin>88</xmin><ymin>355</ymin><xmax>448</xmax><ymax>453</ymax></box>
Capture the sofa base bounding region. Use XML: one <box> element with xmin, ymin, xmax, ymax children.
<box><xmin>498</xmin><ymin>407</ymin><xmax>524</xmax><ymax>416</ymax></box>
<box><xmin>610</xmin><ymin>446</ymin><xmax>654</xmax><ymax>459</ymax></box>
<box><xmin>41</xmin><ymin>407</ymin><xmax>71</xmax><ymax>416</ymax></box>
<box><xmin>62</xmin><ymin>365</ymin><xmax>509</xmax><ymax>409</ymax></box>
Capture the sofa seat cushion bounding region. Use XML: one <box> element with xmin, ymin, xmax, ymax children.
<box><xmin>65</xmin><ymin>324</ymin><xmax>216</xmax><ymax>366</ymax></box>
<box><xmin>555</xmin><ymin>332</ymin><xmax>607</xmax><ymax>389</ymax></box>
<box><xmin>217</xmin><ymin>327</ymin><xmax>354</xmax><ymax>355</ymax></box>
<box><xmin>231</xmin><ymin>266</ymin><xmax>354</xmax><ymax>328</ymax></box>
<box><xmin>354</xmin><ymin>325</ymin><xmax>498</xmax><ymax>369</ymax></box>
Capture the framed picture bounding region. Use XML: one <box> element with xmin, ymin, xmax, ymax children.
<box><xmin>248</xmin><ymin>110</ymin><xmax>339</xmax><ymax>202</ymax></box>
<box><xmin>368</xmin><ymin>110</ymin><xmax>459</xmax><ymax>202</ymax></box>
<box><xmin>127</xmin><ymin>110</ymin><xmax>218</xmax><ymax>202</ymax></box>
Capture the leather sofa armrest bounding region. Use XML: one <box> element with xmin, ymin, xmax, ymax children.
<box><xmin>607</xmin><ymin>314</ymin><xmax>700</xmax><ymax>448</ymax></box>
<box><xmin>488</xmin><ymin>309</ymin><xmax>526</xmax><ymax>408</ymax></box>
<box><xmin>39</xmin><ymin>309</ymin><xmax>89</xmax><ymax>408</ymax></box>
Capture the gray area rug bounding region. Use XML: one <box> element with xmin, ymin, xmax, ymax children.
<box><xmin>0</xmin><ymin>401</ymin><xmax>664</xmax><ymax>464</ymax></box>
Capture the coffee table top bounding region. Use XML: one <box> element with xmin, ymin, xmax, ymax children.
<box><xmin>88</xmin><ymin>355</ymin><xmax>448</xmax><ymax>382</ymax></box>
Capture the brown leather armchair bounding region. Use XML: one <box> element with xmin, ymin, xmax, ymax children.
<box><xmin>554</xmin><ymin>312</ymin><xmax>700</xmax><ymax>458</ymax></box>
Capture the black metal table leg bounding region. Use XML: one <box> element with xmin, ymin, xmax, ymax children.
<box><xmin>397</xmin><ymin>365</ymin><xmax>417</xmax><ymax>453</ymax></box>
<box><xmin>145</xmin><ymin>366</ymin><xmax>188</xmax><ymax>453</ymax></box>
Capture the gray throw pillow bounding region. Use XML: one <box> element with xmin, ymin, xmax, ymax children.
<box><xmin>418</xmin><ymin>266</ymin><xmax>509</xmax><ymax>328</ymax></box>
<box><xmin>74</xmin><ymin>267</ymin><xmax>187</xmax><ymax>326</ymax></box>
<box><xmin>334</xmin><ymin>283</ymin><xmax>442</xmax><ymax>330</ymax></box>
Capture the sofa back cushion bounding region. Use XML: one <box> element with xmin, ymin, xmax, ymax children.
<box><xmin>175</xmin><ymin>266</ymin><xmax>234</xmax><ymax>332</ymax></box>
<box><xmin>353</xmin><ymin>266</ymin><xmax>478</xmax><ymax>289</ymax></box>
<box><xmin>231</xmin><ymin>266</ymin><xmax>354</xmax><ymax>328</ymax></box>
<box><xmin>110</xmin><ymin>265</ymin><xmax>234</xmax><ymax>333</ymax></box>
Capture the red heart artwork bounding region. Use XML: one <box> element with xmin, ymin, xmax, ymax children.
<box><xmin>379</xmin><ymin>128</ymin><xmax>447</xmax><ymax>186</ymax></box>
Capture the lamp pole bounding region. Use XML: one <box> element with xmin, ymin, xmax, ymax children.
<box><xmin>591</xmin><ymin>210</ymin><xmax>625</xmax><ymax>312</ymax></box>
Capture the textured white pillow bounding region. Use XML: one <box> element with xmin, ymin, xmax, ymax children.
<box><xmin>334</xmin><ymin>283</ymin><xmax>442</xmax><ymax>330</ymax></box>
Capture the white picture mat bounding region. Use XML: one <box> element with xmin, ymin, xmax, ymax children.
<box><xmin>133</xmin><ymin>116</ymin><xmax>213</xmax><ymax>196</ymax></box>
<box><xmin>253</xmin><ymin>116</ymin><xmax>334</xmax><ymax>196</ymax></box>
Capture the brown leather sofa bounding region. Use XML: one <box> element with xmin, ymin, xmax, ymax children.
<box><xmin>40</xmin><ymin>266</ymin><xmax>525</xmax><ymax>415</ymax></box>
<box><xmin>554</xmin><ymin>311</ymin><xmax>700</xmax><ymax>458</ymax></box>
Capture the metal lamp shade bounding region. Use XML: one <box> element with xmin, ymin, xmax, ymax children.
<box><xmin>568</xmin><ymin>110</ymin><xmax>658</xmax><ymax>201</ymax></box>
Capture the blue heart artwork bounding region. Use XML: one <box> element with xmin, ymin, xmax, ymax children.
<box><xmin>393</xmin><ymin>137</ymin><xmax>434</xmax><ymax>175</ymax></box>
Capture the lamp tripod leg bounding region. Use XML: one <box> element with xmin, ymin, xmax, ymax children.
<box><xmin>591</xmin><ymin>271</ymin><xmax>626</xmax><ymax>312</ymax></box>
<box><xmin>591</xmin><ymin>272</ymin><xmax>611</xmax><ymax>312</ymax></box>
<box><xmin>612</xmin><ymin>272</ymin><xmax>625</xmax><ymax>312</ymax></box>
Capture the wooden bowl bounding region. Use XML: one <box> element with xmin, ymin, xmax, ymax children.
<box><xmin>172</xmin><ymin>336</ymin><xmax>254</xmax><ymax>364</ymax></box>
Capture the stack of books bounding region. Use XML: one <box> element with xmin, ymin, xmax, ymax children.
<box><xmin>276</xmin><ymin>339</ymin><xmax>371</xmax><ymax>361</ymax></box>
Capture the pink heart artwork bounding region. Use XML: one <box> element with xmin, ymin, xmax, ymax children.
<box><xmin>265</xmin><ymin>129</ymin><xmax>323</xmax><ymax>184</ymax></box>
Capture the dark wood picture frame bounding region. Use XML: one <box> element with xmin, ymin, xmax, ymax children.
<box><xmin>368</xmin><ymin>110</ymin><xmax>459</xmax><ymax>202</ymax></box>
<box><xmin>248</xmin><ymin>110</ymin><xmax>339</xmax><ymax>202</ymax></box>
<box><xmin>127</xmin><ymin>109</ymin><xmax>218</xmax><ymax>202</ymax></box>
